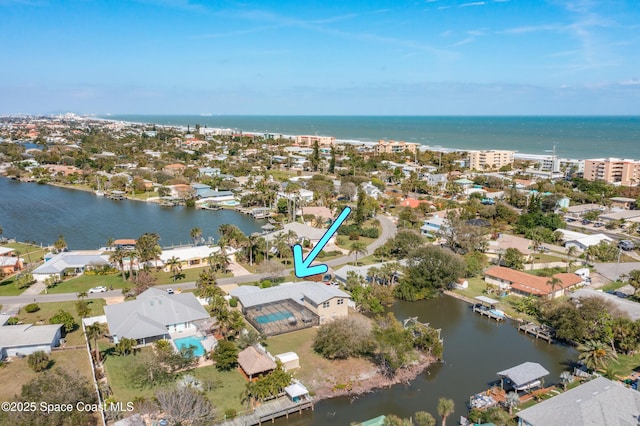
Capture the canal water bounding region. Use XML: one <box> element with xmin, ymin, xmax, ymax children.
<box><xmin>277</xmin><ymin>296</ymin><xmax>577</xmax><ymax>425</ymax></box>
<box><xmin>0</xmin><ymin>178</ymin><xmax>264</xmax><ymax>249</ymax></box>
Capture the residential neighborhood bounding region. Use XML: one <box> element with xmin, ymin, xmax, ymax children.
<box><xmin>1</xmin><ymin>114</ymin><xmax>640</xmax><ymax>426</ymax></box>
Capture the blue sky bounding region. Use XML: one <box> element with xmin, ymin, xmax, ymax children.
<box><xmin>1</xmin><ymin>0</ymin><xmax>639</xmax><ymax>115</ymax></box>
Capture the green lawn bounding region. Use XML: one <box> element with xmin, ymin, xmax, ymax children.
<box><xmin>190</xmin><ymin>366</ymin><xmax>247</xmax><ymax>414</ymax></box>
<box><xmin>600</xmin><ymin>281</ymin><xmax>628</xmax><ymax>292</ymax></box>
<box><xmin>0</xmin><ymin>349</ymin><xmax>92</xmax><ymax>401</ymax></box>
<box><xmin>451</xmin><ymin>276</ymin><xmax>534</xmax><ymax>321</ymax></box>
<box><xmin>45</xmin><ymin>273</ymin><xmax>127</xmax><ymax>294</ymax></box>
<box><xmin>102</xmin><ymin>345</ymin><xmax>156</xmax><ymax>402</ymax></box>
<box><xmin>2</xmin><ymin>241</ymin><xmax>49</xmax><ymax>262</ymax></box>
<box><xmin>0</xmin><ymin>276</ymin><xmax>27</xmax><ymax>296</ymax></box>
<box><xmin>16</xmin><ymin>299</ymin><xmax>107</xmax><ymax>345</ymax></box>
<box><xmin>102</xmin><ymin>344</ymin><xmax>247</xmax><ymax>414</ymax></box>
<box><xmin>609</xmin><ymin>352</ymin><xmax>640</xmax><ymax>378</ymax></box>
<box><xmin>152</xmin><ymin>266</ymin><xmax>232</xmax><ymax>285</ymax></box>
<box><xmin>530</xmin><ymin>253</ymin><xmax>566</xmax><ymax>263</ymax></box>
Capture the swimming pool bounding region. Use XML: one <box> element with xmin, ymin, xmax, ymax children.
<box><xmin>173</xmin><ymin>336</ymin><xmax>206</xmax><ymax>357</ymax></box>
<box><xmin>220</xmin><ymin>200</ymin><xmax>240</xmax><ymax>206</ymax></box>
<box><xmin>255</xmin><ymin>310</ymin><xmax>293</xmax><ymax>324</ymax></box>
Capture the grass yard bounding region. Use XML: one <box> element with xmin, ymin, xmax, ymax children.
<box><xmin>102</xmin><ymin>346</ymin><xmax>156</xmax><ymax>402</ymax></box>
<box><xmin>16</xmin><ymin>299</ymin><xmax>106</xmax><ymax>345</ymax></box>
<box><xmin>451</xmin><ymin>276</ymin><xmax>534</xmax><ymax>321</ymax></box>
<box><xmin>599</xmin><ymin>281</ymin><xmax>628</xmax><ymax>292</ymax></box>
<box><xmin>609</xmin><ymin>352</ymin><xmax>640</xmax><ymax>378</ymax></box>
<box><xmin>152</xmin><ymin>266</ymin><xmax>232</xmax><ymax>285</ymax></box>
<box><xmin>102</xmin><ymin>344</ymin><xmax>247</xmax><ymax>413</ymax></box>
<box><xmin>265</xmin><ymin>318</ymin><xmax>375</xmax><ymax>393</ymax></box>
<box><xmin>3</xmin><ymin>241</ymin><xmax>49</xmax><ymax>263</ymax></box>
<box><xmin>190</xmin><ymin>366</ymin><xmax>247</xmax><ymax>414</ymax></box>
<box><xmin>45</xmin><ymin>273</ymin><xmax>127</xmax><ymax>294</ymax></box>
<box><xmin>0</xmin><ymin>349</ymin><xmax>92</xmax><ymax>401</ymax></box>
<box><xmin>0</xmin><ymin>276</ymin><xmax>27</xmax><ymax>296</ymax></box>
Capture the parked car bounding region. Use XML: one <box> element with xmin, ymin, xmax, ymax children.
<box><xmin>581</xmin><ymin>219</ymin><xmax>591</xmax><ymax>225</ymax></box>
<box><xmin>88</xmin><ymin>286</ymin><xmax>108</xmax><ymax>293</ymax></box>
<box><xmin>593</xmin><ymin>222</ymin><xmax>604</xmax><ymax>228</ymax></box>
<box><xmin>619</xmin><ymin>240</ymin><xmax>636</xmax><ymax>251</ymax></box>
<box><xmin>166</xmin><ymin>288</ymin><xmax>174</xmax><ymax>295</ymax></box>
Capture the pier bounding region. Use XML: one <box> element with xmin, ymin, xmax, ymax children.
<box><xmin>517</xmin><ymin>322</ymin><xmax>554</xmax><ymax>343</ymax></box>
<box><xmin>221</xmin><ymin>397</ymin><xmax>313</xmax><ymax>426</ymax></box>
<box><xmin>472</xmin><ymin>296</ymin><xmax>505</xmax><ymax>322</ymax></box>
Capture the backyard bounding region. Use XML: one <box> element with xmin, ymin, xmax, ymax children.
<box><xmin>101</xmin><ymin>343</ymin><xmax>247</xmax><ymax>416</ymax></box>
<box><xmin>0</xmin><ymin>348</ymin><xmax>92</xmax><ymax>401</ymax></box>
<box><xmin>15</xmin><ymin>299</ymin><xmax>107</xmax><ymax>345</ymax></box>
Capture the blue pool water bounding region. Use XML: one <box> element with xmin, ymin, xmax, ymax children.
<box><xmin>255</xmin><ymin>310</ymin><xmax>293</xmax><ymax>324</ymax></box>
<box><xmin>173</xmin><ymin>336</ymin><xmax>206</xmax><ymax>357</ymax></box>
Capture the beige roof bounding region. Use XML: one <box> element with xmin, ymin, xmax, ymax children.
<box><xmin>488</xmin><ymin>234</ymin><xmax>533</xmax><ymax>256</ymax></box>
<box><xmin>238</xmin><ymin>346</ymin><xmax>276</xmax><ymax>376</ymax></box>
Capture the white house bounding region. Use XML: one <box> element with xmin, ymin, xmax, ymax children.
<box><xmin>104</xmin><ymin>288</ymin><xmax>210</xmax><ymax>344</ymax></box>
<box><xmin>31</xmin><ymin>251</ymin><xmax>111</xmax><ymax>282</ymax></box>
<box><xmin>0</xmin><ymin>324</ymin><xmax>63</xmax><ymax>359</ymax></box>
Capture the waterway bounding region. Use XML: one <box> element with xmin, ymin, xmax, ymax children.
<box><xmin>277</xmin><ymin>296</ymin><xmax>577</xmax><ymax>425</ymax></box>
<box><xmin>0</xmin><ymin>178</ymin><xmax>265</xmax><ymax>249</ymax></box>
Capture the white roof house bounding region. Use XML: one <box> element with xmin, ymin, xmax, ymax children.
<box><xmin>104</xmin><ymin>288</ymin><xmax>210</xmax><ymax>344</ymax></box>
<box><xmin>565</xmin><ymin>234</ymin><xmax>613</xmax><ymax>251</ymax></box>
<box><xmin>158</xmin><ymin>245</ymin><xmax>230</xmax><ymax>269</ymax></box>
<box><xmin>264</xmin><ymin>222</ymin><xmax>334</xmax><ymax>246</ymax></box>
<box><xmin>31</xmin><ymin>251</ymin><xmax>110</xmax><ymax>282</ymax></box>
<box><xmin>0</xmin><ymin>324</ymin><xmax>63</xmax><ymax>358</ymax></box>
<box><xmin>230</xmin><ymin>281</ymin><xmax>350</xmax><ymax>309</ymax></box>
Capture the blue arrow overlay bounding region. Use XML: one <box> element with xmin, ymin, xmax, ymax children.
<box><xmin>293</xmin><ymin>206</ymin><xmax>351</xmax><ymax>278</ymax></box>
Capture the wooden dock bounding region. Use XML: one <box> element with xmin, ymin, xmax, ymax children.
<box><xmin>518</xmin><ymin>322</ymin><xmax>554</xmax><ymax>343</ymax></box>
<box><xmin>472</xmin><ymin>304</ymin><xmax>505</xmax><ymax>322</ymax></box>
<box><xmin>221</xmin><ymin>397</ymin><xmax>313</xmax><ymax>426</ymax></box>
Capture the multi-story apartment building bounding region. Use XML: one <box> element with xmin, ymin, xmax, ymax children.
<box><xmin>583</xmin><ymin>158</ymin><xmax>640</xmax><ymax>186</ymax></box>
<box><xmin>375</xmin><ymin>140</ymin><xmax>419</xmax><ymax>155</ymax></box>
<box><xmin>295</xmin><ymin>135</ymin><xmax>335</xmax><ymax>147</ymax></box>
<box><xmin>467</xmin><ymin>150</ymin><xmax>515</xmax><ymax>171</ymax></box>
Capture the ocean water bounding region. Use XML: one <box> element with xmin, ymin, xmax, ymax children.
<box><xmin>103</xmin><ymin>115</ymin><xmax>640</xmax><ymax>159</ymax></box>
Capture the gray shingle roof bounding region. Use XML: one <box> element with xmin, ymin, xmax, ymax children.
<box><xmin>105</xmin><ymin>288</ymin><xmax>209</xmax><ymax>340</ymax></box>
<box><xmin>497</xmin><ymin>362</ymin><xmax>550</xmax><ymax>387</ymax></box>
<box><xmin>517</xmin><ymin>377</ymin><xmax>640</xmax><ymax>426</ymax></box>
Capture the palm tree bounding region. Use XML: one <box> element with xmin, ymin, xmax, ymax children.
<box><xmin>505</xmin><ymin>391</ymin><xmax>520</xmax><ymax>415</ymax></box>
<box><xmin>437</xmin><ymin>397</ymin><xmax>455</xmax><ymax>426</ymax></box>
<box><xmin>566</xmin><ymin>246</ymin><xmax>578</xmax><ymax>272</ymax></box>
<box><xmin>109</xmin><ymin>247</ymin><xmax>127</xmax><ymax>281</ymax></box>
<box><xmin>190</xmin><ymin>227</ymin><xmax>202</xmax><ymax>246</ymax></box>
<box><xmin>578</xmin><ymin>340</ymin><xmax>618</xmax><ymax>371</ymax></box>
<box><xmin>77</xmin><ymin>291</ymin><xmax>88</xmax><ymax>300</ymax></box>
<box><xmin>166</xmin><ymin>256</ymin><xmax>182</xmax><ymax>282</ymax></box>
<box><xmin>546</xmin><ymin>276</ymin><xmax>563</xmax><ymax>298</ymax></box>
<box><xmin>349</xmin><ymin>241</ymin><xmax>368</xmax><ymax>266</ymax></box>
<box><xmin>559</xmin><ymin>371</ymin><xmax>573</xmax><ymax>391</ymax></box>
<box><xmin>85</xmin><ymin>322</ymin><xmax>106</xmax><ymax>364</ymax></box>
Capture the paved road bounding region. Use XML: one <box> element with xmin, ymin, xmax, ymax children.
<box><xmin>565</xmin><ymin>222</ymin><xmax>640</xmax><ymax>243</ymax></box>
<box><xmin>0</xmin><ymin>214</ymin><xmax>398</xmax><ymax>307</ymax></box>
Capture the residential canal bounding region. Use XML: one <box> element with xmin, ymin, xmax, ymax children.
<box><xmin>0</xmin><ymin>178</ymin><xmax>265</xmax><ymax>249</ymax></box>
<box><xmin>278</xmin><ymin>296</ymin><xmax>577</xmax><ymax>425</ymax></box>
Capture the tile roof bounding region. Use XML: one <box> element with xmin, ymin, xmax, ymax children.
<box><xmin>484</xmin><ymin>266</ymin><xmax>582</xmax><ymax>296</ymax></box>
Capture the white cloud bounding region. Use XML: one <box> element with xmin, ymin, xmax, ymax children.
<box><xmin>459</xmin><ymin>1</ymin><xmax>486</xmax><ymax>7</ymax></box>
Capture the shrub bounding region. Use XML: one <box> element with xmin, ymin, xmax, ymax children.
<box><xmin>224</xmin><ymin>408</ymin><xmax>237</xmax><ymax>419</ymax></box>
<box><xmin>50</xmin><ymin>309</ymin><xmax>77</xmax><ymax>333</ymax></box>
<box><xmin>27</xmin><ymin>351</ymin><xmax>51</xmax><ymax>372</ymax></box>
<box><xmin>7</xmin><ymin>317</ymin><xmax>19</xmax><ymax>325</ymax></box>
<box><xmin>259</xmin><ymin>280</ymin><xmax>272</xmax><ymax>288</ymax></box>
<box><xmin>23</xmin><ymin>303</ymin><xmax>40</xmax><ymax>313</ymax></box>
<box><xmin>229</xmin><ymin>297</ymin><xmax>238</xmax><ymax>308</ymax></box>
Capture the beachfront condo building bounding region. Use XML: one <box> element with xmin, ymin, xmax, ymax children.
<box><xmin>295</xmin><ymin>135</ymin><xmax>335</xmax><ymax>147</ymax></box>
<box><xmin>467</xmin><ymin>150</ymin><xmax>515</xmax><ymax>171</ymax></box>
<box><xmin>583</xmin><ymin>158</ymin><xmax>640</xmax><ymax>186</ymax></box>
<box><xmin>375</xmin><ymin>140</ymin><xmax>419</xmax><ymax>155</ymax></box>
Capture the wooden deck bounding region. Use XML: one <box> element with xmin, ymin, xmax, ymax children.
<box><xmin>221</xmin><ymin>397</ymin><xmax>313</xmax><ymax>426</ymax></box>
<box><xmin>472</xmin><ymin>304</ymin><xmax>505</xmax><ymax>322</ymax></box>
<box><xmin>518</xmin><ymin>322</ymin><xmax>554</xmax><ymax>343</ymax></box>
